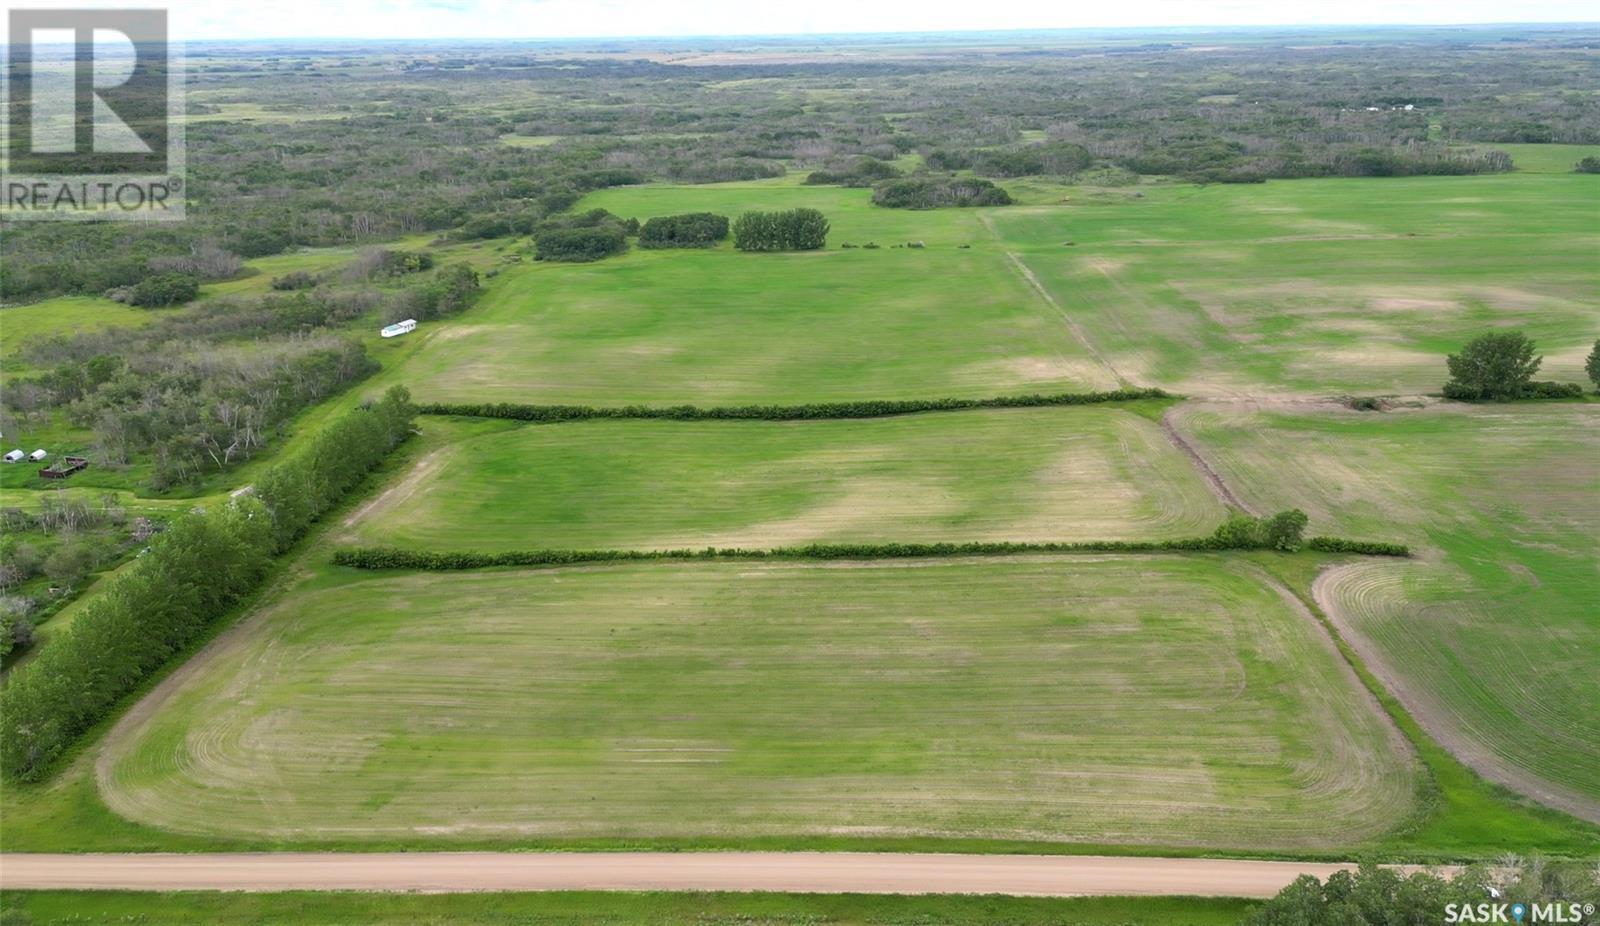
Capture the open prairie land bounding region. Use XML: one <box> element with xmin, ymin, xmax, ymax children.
<box><xmin>1174</xmin><ymin>402</ymin><xmax>1600</xmax><ymax>820</ymax></box>
<box><xmin>991</xmin><ymin>172</ymin><xmax>1599</xmax><ymax>396</ymax></box>
<box><xmin>341</xmin><ymin>405</ymin><xmax>1224</xmax><ymax>551</ymax></box>
<box><xmin>97</xmin><ymin>557</ymin><xmax>1416</xmax><ymax>848</ymax></box>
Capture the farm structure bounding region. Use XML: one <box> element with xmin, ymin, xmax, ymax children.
<box><xmin>39</xmin><ymin>455</ymin><xmax>89</xmax><ymax>480</ymax></box>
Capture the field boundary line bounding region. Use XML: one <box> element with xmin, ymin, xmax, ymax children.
<box><xmin>1157</xmin><ymin>407</ymin><xmax>1258</xmax><ymax>514</ymax></box>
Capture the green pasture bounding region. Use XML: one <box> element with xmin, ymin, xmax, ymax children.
<box><xmin>341</xmin><ymin>404</ymin><xmax>1223</xmax><ymax>551</ymax></box>
<box><xmin>399</xmin><ymin>181</ymin><xmax>1119</xmax><ymax>406</ymax></box>
<box><xmin>1178</xmin><ymin>401</ymin><xmax>1600</xmax><ymax>821</ymax></box>
<box><xmin>97</xmin><ymin>556</ymin><xmax>1417</xmax><ymax>849</ymax></box>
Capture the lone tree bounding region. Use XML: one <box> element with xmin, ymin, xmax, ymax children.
<box><xmin>1587</xmin><ymin>339</ymin><xmax>1600</xmax><ymax>392</ymax></box>
<box><xmin>1443</xmin><ymin>331</ymin><xmax>1541</xmax><ymax>401</ymax></box>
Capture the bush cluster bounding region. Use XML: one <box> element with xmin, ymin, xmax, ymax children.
<box><xmin>534</xmin><ymin>227</ymin><xmax>629</xmax><ymax>262</ymax></box>
<box><xmin>803</xmin><ymin>157</ymin><xmax>900</xmax><ymax>187</ymax></box>
<box><xmin>124</xmin><ymin>272</ymin><xmax>200</xmax><ymax>308</ymax></box>
<box><xmin>871</xmin><ymin>177</ymin><xmax>1013</xmax><ymax>209</ymax></box>
<box><xmin>637</xmin><ymin>212</ymin><xmax>730</xmax><ymax>248</ymax></box>
<box><xmin>417</xmin><ymin>388</ymin><xmax>1172</xmax><ymax>423</ymax></box>
<box><xmin>0</xmin><ymin>387</ymin><xmax>417</xmax><ymax>781</ymax></box>
<box><xmin>732</xmin><ymin>208</ymin><xmax>829</xmax><ymax>251</ymax></box>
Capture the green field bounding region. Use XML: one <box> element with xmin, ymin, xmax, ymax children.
<box><xmin>1176</xmin><ymin>402</ymin><xmax>1600</xmax><ymax>821</ymax></box>
<box><xmin>399</xmin><ymin>181</ymin><xmax>1120</xmax><ymax>407</ymax></box>
<box><xmin>991</xmin><ymin>172</ymin><xmax>1599</xmax><ymax>396</ymax></box>
<box><xmin>98</xmin><ymin>557</ymin><xmax>1416</xmax><ymax>849</ymax></box>
<box><xmin>341</xmin><ymin>405</ymin><xmax>1224</xmax><ymax>551</ymax></box>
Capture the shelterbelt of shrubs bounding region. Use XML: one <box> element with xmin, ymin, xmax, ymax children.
<box><xmin>0</xmin><ymin>387</ymin><xmax>417</xmax><ymax>782</ymax></box>
<box><xmin>416</xmin><ymin>388</ymin><xmax>1173</xmax><ymax>422</ymax></box>
<box><xmin>332</xmin><ymin>529</ymin><xmax>1410</xmax><ymax>572</ymax></box>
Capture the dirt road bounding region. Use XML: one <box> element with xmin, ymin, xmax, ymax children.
<box><xmin>0</xmin><ymin>852</ymin><xmax>1446</xmax><ymax>897</ymax></box>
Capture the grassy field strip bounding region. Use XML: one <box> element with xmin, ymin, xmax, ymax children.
<box><xmin>1175</xmin><ymin>401</ymin><xmax>1600</xmax><ymax>819</ymax></box>
<box><xmin>341</xmin><ymin>407</ymin><xmax>1227</xmax><ymax>551</ymax></box>
<box><xmin>97</xmin><ymin>557</ymin><xmax>1417</xmax><ymax>848</ymax></box>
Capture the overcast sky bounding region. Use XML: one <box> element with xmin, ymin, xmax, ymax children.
<box><xmin>25</xmin><ymin>0</ymin><xmax>1600</xmax><ymax>41</ymax></box>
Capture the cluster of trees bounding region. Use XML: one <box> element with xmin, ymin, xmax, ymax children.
<box><xmin>804</xmin><ymin>156</ymin><xmax>900</xmax><ymax>187</ymax></box>
<box><xmin>1248</xmin><ymin>859</ymin><xmax>1598</xmax><ymax>926</ymax></box>
<box><xmin>0</xmin><ymin>387</ymin><xmax>415</xmax><ymax>781</ymax></box>
<box><xmin>637</xmin><ymin>212</ymin><xmax>730</xmax><ymax>248</ymax></box>
<box><xmin>1212</xmin><ymin>509</ymin><xmax>1310</xmax><ymax>551</ymax></box>
<box><xmin>732</xmin><ymin>208</ymin><xmax>830</xmax><ymax>251</ymax></box>
<box><xmin>532</xmin><ymin>208</ymin><xmax>638</xmax><ymax>262</ymax></box>
<box><xmin>535</xmin><ymin>227</ymin><xmax>629</xmax><ymax>262</ymax></box>
<box><xmin>871</xmin><ymin>177</ymin><xmax>1014</xmax><ymax>209</ymax></box>
<box><xmin>382</xmin><ymin>264</ymin><xmax>481</xmax><ymax>322</ymax></box>
<box><xmin>1443</xmin><ymin>331</ymin><xmax>1584</xmax><ymax>401</ymax></box>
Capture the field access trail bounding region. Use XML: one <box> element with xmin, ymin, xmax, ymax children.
<box><xmin>0</xmin><ymin>852</ymin><xmax>1450</xmax><ymax>898</ymax></box>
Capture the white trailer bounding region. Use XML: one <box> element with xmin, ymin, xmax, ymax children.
<box><xmin>380</xmin><ymin>318</ymin><xmax>418</xmax><ymax>339</ymax></box>
<box><xmin>3</xmin><ymin>450</ymin><xmax>24</xmax><ymax>463</ymax></box>
<box><xmin>29</xmin><ymin>449</ymin><xmax>48</xmax><ymax>462</ymax></box>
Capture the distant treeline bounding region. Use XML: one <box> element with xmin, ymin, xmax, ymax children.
<box><xmin>416</xmin><ymin>388</ymin><xmax>1172</xmax><ymax>423</ymax></box>
<box><xmin>332</xmin><ymin>531</ymin><xmax>1411</xmax><ymax>571</ymax></box>
<box><xmin>0</xmin><ymin>387</ymin><xmax>416</xmax><ymax>781</ymax></box>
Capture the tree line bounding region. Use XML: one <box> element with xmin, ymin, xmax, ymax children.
<box><xmin>417</xmin><ymin>388</ymin><xmax>1172</xmax><ymax>423</ymax></box>
<box><xmin>0</xmin><ymin>386</ymin><xmax>416</xmax><ymax>781</ymax></box>
<box><xmin>331</xmin><ymin>523</ymin><xmax>1408</xmax><ymax>572</ymax></box>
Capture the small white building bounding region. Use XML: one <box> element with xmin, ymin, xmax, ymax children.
<box><xmin>380</xmin><ymin>318</ymin><xmax>418</xmax><ymax>339</ymax></box>
<box><xmin>3</xmin><ymin>449</ymin><xmax>24</xmax><ymax>463</ymax></box>
<box><xmin>29</xmin><ymin>449</ymin><xmax>48</xmax><ymax>462</ymax></box>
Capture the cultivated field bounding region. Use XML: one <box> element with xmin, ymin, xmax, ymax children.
<box><xmin>992</xmin><ymin>171</ymin><xmax>1599</xmax><ymax>396</ymax></box>
<box><xmin>341</xmin><ymin>405</ymin><xmax>1225</xmax><ymax>551</ymax></box>
<box><xmin>1174</xmin><ymin>402</ymin><xmax>1600</xmax><ymax>820</ymax></box>
<box><xmin>98</xmin><ymin>557</ymin><xmax>1416</xmax><ymax>848</ymax></box>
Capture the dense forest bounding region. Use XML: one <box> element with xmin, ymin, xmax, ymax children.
<box><xmin>3</xmin><ymin>26</ymin><xmax>1598</xmax><ymax>301</ymax></box>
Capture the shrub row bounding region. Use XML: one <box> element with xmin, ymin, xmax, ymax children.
<box><xmin>1442</xmin><ymin>380</ymin><xmax>1584</xmax><ymax>401</ymax></box>
<box><xmin>1306</xmin><ymin>537</ymin><xmax>1412</xmax><ymax>557</ymax></box>
<box><xmin>252</xmin><ymin>386</ymin><xmax>418</xmax><ymax>551</ymax></box>
<box><xmin>333</xmin><ymin>532</ymin><xmax>1411</xmax><ymax>572</ymax></box>
<box><xmin>871</xmin><ymin>177</ymin><xmax>1013</xmax><ymax>209</ymax></box>
<box><xmin>416</xmin><ymin>388</ymin><xmax>1173</xmax><ymax>424</ymax></box>
<box><xmin>0</xmin><ymin>387</ymin><xmax>418</xmax><ymax>781</ymax></box>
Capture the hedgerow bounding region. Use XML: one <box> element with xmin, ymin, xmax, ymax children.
<box><xmin>332</xmin><ymin>532</ymin><xmax>1411</xmax><ymax>572</ymax></box>
<box><xmin>0</xmin><ymin>387</ymin><xmax>417</xmax><ymax>782</ymax></box>
<box><xmin>416</xmin><ymin>388</ymin><xmax>1173</xmax><ymax>423</ymax></box>
<box><xmin>1306</xmin><ymin>537</ymin><xmax>1413</xmax><ymax>556</ymax></box>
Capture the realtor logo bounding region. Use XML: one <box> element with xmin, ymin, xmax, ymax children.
<box><xmin>2</xmin><ymin>7</ymin><xmax>185</xmax><ymax>219</ymax></box>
